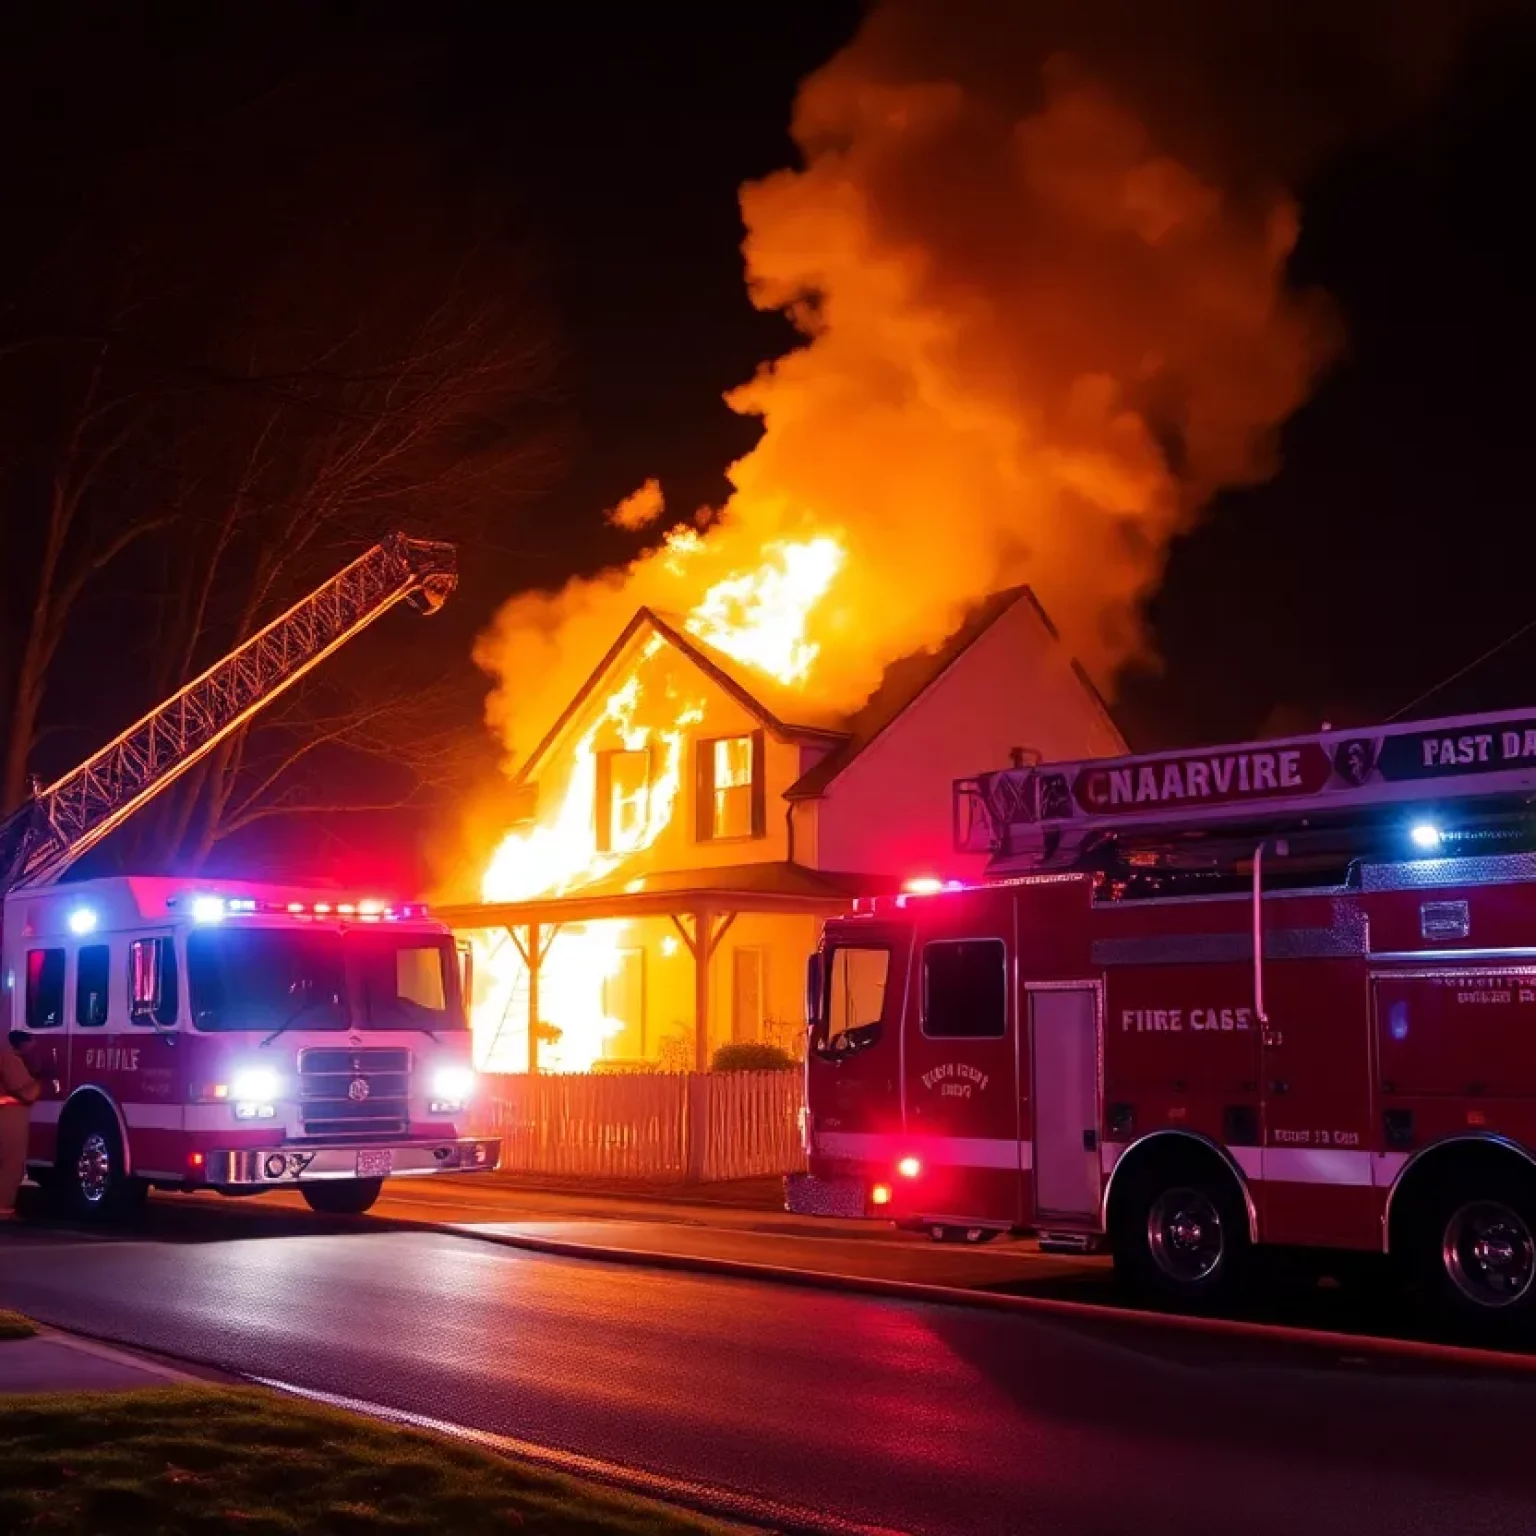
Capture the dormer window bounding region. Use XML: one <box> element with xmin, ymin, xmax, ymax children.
<box><xmin>595</xmin><ymin>747</ymin><xmax>651</xmax><ymax>853</ymax></box>
<box><xmin>696</xmin><ymin>730</ymin><xmax>765</xmax><ymax>842</ymax></box>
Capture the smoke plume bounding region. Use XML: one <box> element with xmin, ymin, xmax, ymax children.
<box><xmin>479</xmin><ymin>0</ymin><xmax>1498</xmax><ymax>767</ymax></box>
<box><xmin>604</xmin><ymin>478</ymin><xmax>666</xmax><ymax>532</ymax></box>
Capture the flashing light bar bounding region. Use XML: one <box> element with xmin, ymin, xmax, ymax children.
<box><xmin>901</xmin><ymin>877</ymin><xmax>966</xmax><ymax>896</ymax></box>
<box><xmin>853</xmin><ymin>879</ymin><xmax>973</xmax><ymax>914</ymax></box>
<box><xmin>167</xmin><ymin>894</ymin><xmax>428</xmax><ymax>922</ymax></box>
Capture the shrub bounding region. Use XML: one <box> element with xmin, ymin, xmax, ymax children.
<box><xmin>711</xmin><ymin>1041</ymin><xmax>796</xmax><ymax>1072</ymax></box>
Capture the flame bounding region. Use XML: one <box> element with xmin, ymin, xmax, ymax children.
<box><xmin>473</xmin><ymin>636</ymin><xmax>706</xmax><ymax>1072</ymax></box>
<box><xmin>683</xmin><ymin>536</ymin><xmax>845</xmax><ymax>684</ymax></box>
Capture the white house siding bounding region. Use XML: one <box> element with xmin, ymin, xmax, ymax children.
<box><xmin>812</xmin><ymin>597</ymin><xmax>1124</xmax><ymax>881</ymax></box>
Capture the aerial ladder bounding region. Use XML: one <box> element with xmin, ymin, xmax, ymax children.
<box><xmin>0</xmin><ymin>532</ymin><xmax>457</xmax><ymax>893</ymax></box>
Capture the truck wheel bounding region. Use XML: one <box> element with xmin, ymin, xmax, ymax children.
<box><xmin>1112</xmin><ymin>1159</ymin><xmax>1249</xmax><ymax>1312</ymax></box>
<box><xmin>1413</xmin><ymin>1170</ymin><xmax>1536</xmax><ymax>1335</ymax></box>
<box><xmin>300</xmin><ymin>1179</ymin><xmax>384</xmax><ymax>1217</ymax></box>
<box><xmin>58</xmin><ymin>1112</ymin><xmax>147</xmax><ymax>1224</ymax></box>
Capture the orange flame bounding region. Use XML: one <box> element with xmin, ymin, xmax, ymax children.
<box><xmin>474</xmin><ymin>636</ymin><xmax>710</xmax><ymax>1072</ymax></box>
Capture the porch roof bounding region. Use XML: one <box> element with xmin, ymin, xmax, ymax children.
<box><xmin>436</xmin><ymin>860</ymin><xmax>896</xmax><ymax>930</ymax></box>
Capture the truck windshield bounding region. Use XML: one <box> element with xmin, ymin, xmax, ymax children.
<box><xmin>188</xmin><ymin>929</ymin><xmax>346</xmax><ymax>1033</ymax></box>
<box><xmin>350</xmin><ymin>932</ymin><xmax>463</xmax><ymax>1030</ymax></box>
<box><xmin>827</xmin><ymin>946</ymin><xmax>891</xmax><ymax>1046</ymax></box>
<box><xmin>187</xmin><ymin>929</ymin><xmax>466</xmax><ymax>1032</ymax></box>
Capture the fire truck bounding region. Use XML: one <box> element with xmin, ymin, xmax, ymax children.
<box><xmin>791</xmin><ymin>707</ymin><xmax>1536</xmax><ymax>1328</ymax></box>
<box><xmin>1</xmin><ymin>534</ymin><xmax>500</xmax><ymax>1221</ymax></box>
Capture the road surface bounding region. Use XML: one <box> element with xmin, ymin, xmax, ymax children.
<box><xmin>3</xmin><ymin>1211</ymin><xmax>1535</xmax><ymax>1535</ymax></box>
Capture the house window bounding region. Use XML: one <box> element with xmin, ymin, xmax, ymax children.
<box><xmin>595</xmin><ymin>748</ymin><xmax>651</xmax><ymax>853</ymax></box>
<box><xmin>696</xmin><ymin>731</ymin><xmax>765</xmax><ymax>842</ymax></box>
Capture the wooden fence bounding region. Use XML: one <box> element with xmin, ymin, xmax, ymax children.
<box><xmin>472</xmin><ymin>1070</ymin><xmax>807</xmax><ymax>1181</ymax></box>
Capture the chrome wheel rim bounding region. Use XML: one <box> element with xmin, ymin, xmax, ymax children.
<box><xmin>1147</xmin><ymin>1187</ymin><xmax>1224</xmax><ymax>1284</ymax></box>
<box><xmin>76</xmin><ymin>1132</ymin><xmax>112</xmax><ymax>1205</ymax></box>
<box><xmin>1443</xmin><ymin>1201</ymin><xmax>1536</xmax><ymax>1309</ymax></box>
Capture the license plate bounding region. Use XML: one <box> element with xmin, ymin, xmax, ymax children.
<box><xmin>356</xmin><ymin>1149</ymin><xmax>393</xmax><ymax>1178</ymax></box>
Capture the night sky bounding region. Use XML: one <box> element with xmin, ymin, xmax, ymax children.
<box><xmin>347</xmin><ymin>2</ymin><xmax>1536</xmax><ymax>742</ymax></box>
<box><xmin>4</xmin><ymin>2</ymin><xmax>1535</xmax><ymax>885</ymax></box>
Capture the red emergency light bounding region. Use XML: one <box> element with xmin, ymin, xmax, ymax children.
<box><xmin>166</xmin><ymin>894</ymin><xmax>428</xmax><ymax>922</ymax></box>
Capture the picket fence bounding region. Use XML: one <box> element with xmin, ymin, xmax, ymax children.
<box><xmin>472</xmin><ymin>1070</ymin><xmax>807</xmax><ymax>1181</ymax></box>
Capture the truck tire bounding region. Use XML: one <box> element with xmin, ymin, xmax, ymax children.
<box><xmin>1111</xmin><ymin>1157</ymin><xmax>1249</xmax><ymax>1312</ymax></box>
<box><xmin>1412</xmin><ymin>1168</ymin><xmax>1536</xmax><ymax>1336</ymax></box>
<box><xmin>300</xmin><ymin>1178</ymin><xmax>384</xmax><ymax>1217</ymax></box>
<box><xmin>57</xmin><ymin>1110</ymin><xmax>148</xmax><ymax>1224</ymax></box>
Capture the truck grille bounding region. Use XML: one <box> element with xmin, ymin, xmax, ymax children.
<box><xmin>297</xmin><ymin>1047</ymin><xmax>412</xmax><ymax>1139</ymax></box>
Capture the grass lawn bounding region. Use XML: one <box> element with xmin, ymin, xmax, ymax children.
<box><xmin>0</xmin><ymin>1386</ymin><xmax>733</xmax><ymax>1534</ymax></box>
<box><xmin>0</xmin><ymin>1309</ymin><xmax>38</xmax><ymax>1340</ymax></box>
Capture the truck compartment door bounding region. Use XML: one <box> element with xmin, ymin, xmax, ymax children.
<box><xmin>1029</xmin><ymin>983</ymin><xmax>1102</xmax><ymax>1221</ymax></box>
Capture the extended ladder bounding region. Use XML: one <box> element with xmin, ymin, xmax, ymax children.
<box><xmin>0</xmin><ymin>532</ymin><xmax>457</xmax><ymax>890</ymax></box>
<box><xmin>955</xmin><ymin>705</ymin><xmax>1536</xmax><ymax>874</ymax></box>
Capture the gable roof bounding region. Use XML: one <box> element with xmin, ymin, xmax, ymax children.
<box><xmin>786</xmin><ymin>585</ymin><xmax>1122</xmax><ymax>800</ymax></box>
<box><xmin>515</xmin><ymin>607</ymin><xmax>847</xmax><ymax>786</ymax></box>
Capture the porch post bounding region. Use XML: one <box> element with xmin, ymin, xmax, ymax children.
<box><xmin>693</xmin><ymin>906</ymin><xmax>711</xmax><ymax>1071</ymax></box>
<box><xmin>527</xmin><ymin>921</ymin><xmax>541</xmax><ymax>1075</ymax></box>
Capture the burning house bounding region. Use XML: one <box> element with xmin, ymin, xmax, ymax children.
<box><xmin>441</xmin><ymin>584</ymin><xmax>1122</xmax><ymax>1074</ymax></box>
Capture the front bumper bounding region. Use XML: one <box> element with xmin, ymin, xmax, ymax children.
<box><xmin>202</xmin><ymin>1137</ymin><xmax>501</xmax><ymax>1187</ymax></box>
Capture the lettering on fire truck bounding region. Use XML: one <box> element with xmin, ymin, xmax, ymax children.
<box><xmin>1435</xmin><ymin>974</ymin><xmax>1536</xmax><ymax>1006</ymax></box>
<box><xmin>1080</xmin><ymin>749</ymin><xmax>1309</xmax><ymax>811</ymax></box>
<box><xmin>1420</xmin><ymin>729</ymin><xmax>1536</xmax><ymax>769</ymax></box>
<box><xmin>920</xmin><ymin>1062</ymin><xmax>991</xmax><ymax>1098</ymax></box>
<box><xmin>83</xmin><ymin>1046</ymin><xmax>142</xmax><ymax>1072</ymax></box>
<box><xmin>1119</xmin><ymin>1007</ymin><xmax>1253</xmax><ymax>1034</ymax></box>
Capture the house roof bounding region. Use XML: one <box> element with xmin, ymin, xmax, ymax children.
<box><xmin>514</xmin><ymin>583</ymin><xmax>1122</xmax><ymax>799</ymax></box>
<box><xmin>436</xmin><ymin>860</ymin><xmax>898</xmax><ymax>930</ymax></box>
<box><xmin>786</xmin><ymin>585</ymin><xmax>1097</xmax><ymax>800</ymax></box>
<box><xmin>515</xmin><ymin>608</ymin><xmax>848</xmax><ymax>786</ymax></box>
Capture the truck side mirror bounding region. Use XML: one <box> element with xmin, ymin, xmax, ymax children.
<box><xmin>804</xmin><ymin>951</ymin><xmax>824</xmax><ymax>1031</ymax></box>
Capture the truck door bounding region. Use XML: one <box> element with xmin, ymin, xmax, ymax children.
<box><xmin>806</xmin><ymin>924</ymin><xmax>910</xmax><ymax>1183</ymax></box>
<box><xmin>1028</xmin><ymin>982</ymin><xmax>1103</xmax><ymax>1224</ymax></box>
<box><xmin>902</xmin><ymin>892</ymin><xmax>1022</xmax><ymax>1227</ymax></box>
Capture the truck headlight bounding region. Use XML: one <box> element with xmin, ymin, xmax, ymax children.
<box><xmin>229</xmin><ymin>1065</ymin><xmax>280</xmax><ymax>1119</ymax></box>
<box><xmin>430</xmin><ymin>1064</ymin><xmax>475</xmax><ymax>1112</ymax></box>
<box><xmin>230</xmin><ymin>1066</ymin><xmax>280</xmax><ymax>1103</ymax></box>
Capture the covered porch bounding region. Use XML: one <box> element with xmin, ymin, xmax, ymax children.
<box><xmin>437</xmin><ymin>862</ymin><xmax>888</xmax><ymax>1071</ymax></box>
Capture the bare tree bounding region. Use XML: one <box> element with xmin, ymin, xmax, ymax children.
<box><xmin>0</xmin><ymin>31</ymin><xmax>563</xmax><ymax>870</ymax></box>
<box><xmin>0</xmin><ymin>334</ymin><xmax>174</xmax><ymax>812</ymax></box>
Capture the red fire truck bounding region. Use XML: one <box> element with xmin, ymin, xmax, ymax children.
<box><xmin>1</xmin><ymin>534</ymin><xmax>500</xmax><ymax>1220</ymax></box>
<box><xmin>791</xmin><ymin>707</ymin><xmax>1536</xmax><ymax>1328</ymax></box>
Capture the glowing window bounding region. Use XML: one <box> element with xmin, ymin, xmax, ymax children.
<box><xmin>710</xmin><ymin>736</ymin><xmax>753</xmax><ymax>840</ymax></box>
<box><xmin>596</xmin><ymin>747</ymin><xmax>650</xmax><ymax>853</ymax></box>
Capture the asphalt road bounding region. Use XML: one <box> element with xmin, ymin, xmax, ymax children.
<box><xmin>4</xmin><ymin>1212</ymin><xmax>1536</xmax><ymax>1535</ymax></box>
